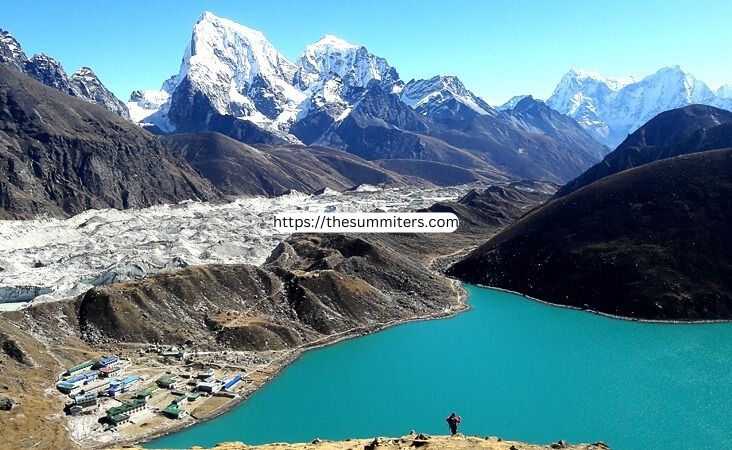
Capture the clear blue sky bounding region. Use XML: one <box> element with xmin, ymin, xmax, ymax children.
<box><xmin>3</xmin><ymin>0</ymin><xmax>731</xmax><ymax>104</ymax></box>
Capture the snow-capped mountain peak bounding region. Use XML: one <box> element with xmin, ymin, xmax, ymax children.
<box><xmin>132</xmin><ymin>13</ymin><xmax>409</xmax><ymax>140</ymax></box>
<box><xmin>297</xmin><ymin>34</ymin><xmax>399</xmax><ymax>90</ymax></box>
<box><xmin>138</xmin><ymin>11</ymin><xmax>306</xmax><ymax>137</ymax></box>
<box><xmin>562</xmin><ymin>69</ymin><xmax>636</xmax><ymax>91</ymax></box>
<box><xmin>718</xmin><ymin>84</ymin><xmax>732</xmax><ymax>99</ymax></box>
<box><xmin>401</xmin><ymin>75</ymin><xmax>495</xmax><ymax>120</ymax></box>
<box><xmin>312</xmin><ymin>34</ymin><xmax>359</xmax><ymax>51</ymax></box>
<box><xmin>179</xmin><ymin>11</ymin><xmax>302</xmax><ymax>111</ymax></box>
<box><xmin>547</xmin><ymin>65</ymin><xmax>730</xmax><ymax>147</ymax></box>
<box><xmin>499</xmin><ymin>95</ymin><xmax>530</xmax><ymax>111</ymax></box>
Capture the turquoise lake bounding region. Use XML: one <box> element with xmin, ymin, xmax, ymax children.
<box><xmin>147</xmin><ymin>285</ymin><xmax>732</xmax><ymax>449</ymax></box>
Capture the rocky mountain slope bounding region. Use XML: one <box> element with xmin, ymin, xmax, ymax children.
<box><xmin>449</xmin><ymin>148</ymin><xmax>732</xmax><ymax>320</ymax></box>
<box><xmin>0</xmin><ymin>29</ymin><xmax>129</xmax><ymax>118</ymax></box>
<box><xmin>129</xmin><ymin>12</ymin><xmax>606</xmax><ymax>184</ymax></box>
<box><xmin>162</xmin><ymin>132</ymin><xmax>420</xmax><ymax>196</ymax></box>
<box><xmin>0</xmin><ymin>65</ymin><xmax>219</xmax><ymax>219</ymax></box>
<box><xmin>547</xmin><ymin>67</ymin><xmax>732</xmax><ymax>147</ymax></box>
<box><xmin>374</xmin><ymin>159</ymin><xmax>507</xmax><ymax>186</ymax></box>
<box><xmin>556</xmin><ymin>105</ymin><xmax>732</xmax><ymax>197</ymax></box>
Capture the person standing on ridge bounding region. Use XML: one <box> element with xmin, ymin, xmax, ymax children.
<box><xmin>446</xmin><ymin>412</ymin><xmax>461</xmax><ymax>436</ymax></box>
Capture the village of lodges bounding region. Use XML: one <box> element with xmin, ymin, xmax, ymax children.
<box><xmin>56</xmin><ymin>346</ymin><xmax>246</xmax><ymax>430</ymax></box>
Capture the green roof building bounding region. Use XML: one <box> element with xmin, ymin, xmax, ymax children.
<box><xmin>65</xmin><ymin>360</ymin><xmax>95</xmax><ymax>375</ymax></box>
<box><xmin>162</xmin><ymin>404</ymin><xmax>182</xmax><ymax>419</ymax></box>
<box><xmin>161</xmin><ymin>347</ymin><xmax>186</xmax><ymax>358</ymax></box>
<box><xmin>135</xmin><ymin>385</ymin><xmax>159</xmax><ymax>400</ymax></box>
<box><xmin>108</xmin><ymin>413</ymin><xmax>130</xmax><ymax>425</ymax></box>
<box><xmin>106</xmin><ymin>398</ymin><xmax>146</xmax><ymax>424</ymax></box>
<box><xmin>171</xmin><ymin>394</ymin><xmax>188</xmax><ymax>406</ymax></box>
<box><xmin>156</xmin><ymin>373</ymin><xmax>178</xmax><ymax>389</ymax></box>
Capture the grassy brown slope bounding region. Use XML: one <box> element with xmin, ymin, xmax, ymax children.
<box><xmin>449</xmin><ymin>148</ymin><xmax>732</xmax><ymax>320</ymax></box>
<box><xmin>163</xmin><ymin>133</ymin><xmax>419</xmax><ymax>196</ymax></box>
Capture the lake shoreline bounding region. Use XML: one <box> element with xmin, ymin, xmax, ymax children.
<box><xmin>133</xmin><ymin>258</ymin><xmax>728</xmax><ymax>449</ymax></box>
<box><xmin>132</xmin><ymin>277</ymin><xmax>470</xmax><ymax>449</ymax></box>
<box><xmin>472</xmin><ymin>283</ymin><xmax>732</xmax><ymax>324</ymax></box>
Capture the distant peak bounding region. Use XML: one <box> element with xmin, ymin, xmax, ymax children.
<box><xmin>498</xmin><ymin>94</ymin><xmax>531</xmax><ymax>111</ymax></box>
<box><xmin>514</xmin><ymin>95</ymin><xmax>545</xmax><ymax>111</ymax></box>
<box><xmin>662</xmin><ymin>64</ymin><xmax>684</xmax><ymax>71</ymax></box>
<box><xmin>30</xmin><ymin>52</ymin><xmax>57</xmax><ymax>61</ymax></box>
<box><xmin>72</xmin><ymin>66</ymin><xmax>97</xmax><ymax>78</ymax></box>
<box><xmin>717</xmin><ymin>84</ymin><xmax>732</xmax><ymax>99</ymax></box>
<box><xmin>29</xmin><ymin>53</ymin><xmax>64</xmax><ymax>68</ymax></box>
<box><xmin>566</xmin><ymin>68</ymin><xmax>600</xmax><ymax>79</ymax></box>
<box><xmin>516</xmin><ymin>94</ymin><xmax>536</xmax><ymax>103</ymax></box>
<box><xmin>312</xmin><ymin>34</ymin><xmax>359</xmax><ymax>49</ymax></box>
<box><xmin>198</xmin><ymin>11</ymin><xmax>220</xmax><ymax>23</ymax></box>
<box><xmin>192</xmin><ymin>11</ymin><xmax>266</xmax><ymax>41</ymax></box>
<box><xmin>654</xmin><ymin>64</ymin><xmax>690</xmax><ymax>76</ymax></box>
<box><xmin>562</xmin><ymin>68</ymin><xmax>635</xmax><ymax>90</ymax></box>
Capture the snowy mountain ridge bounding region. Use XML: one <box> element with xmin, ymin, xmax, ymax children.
<box><xmin>128</xmin><ymin>11</ymin><xmax>494</xmax><ymax>141</ymax></box>
<box><xmin>296</xmin><ymin>34</ymin><xmax>399</xmax><ymax>90</ymax></box>
<box><xmin>547</xmin><ymin>65</ymin><xmax>732</xmax><ymax>147</ymax></box>
<box><xmin>400</xmin><ymin>75</ymin><xmax>497</xmax><ymax>120</ymax></box>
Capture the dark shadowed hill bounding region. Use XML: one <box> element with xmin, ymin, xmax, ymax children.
<box><xmin>556</xmin><ymin>105</ymin><xmax>732</xmax><ymax>197</ymax></box>
<box><xmin>448</xmin><ymin>148</ymin><xmax>732</xmax><ymax>321</ymax></box>
<box><xmin>162</xmin><ymin>132</ymin><xmax>422</xmax><ymax>195</ymax></box>
<box><xmin>0</xmin><ymin>65</ymin><xmax>219</xmax><ymax>219</ymax></box>
<box><xmin>423</xmin><ymin>180</ymin><xmax>557</xmax><ymax>231</ymax></box>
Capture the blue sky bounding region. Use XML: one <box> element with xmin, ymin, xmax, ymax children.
<box><xmin>3</xmin><ymin>0</ymin><xmax>731</xmax><ymax>104</ymax></box>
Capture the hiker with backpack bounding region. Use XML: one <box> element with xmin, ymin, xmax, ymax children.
<box><xmin>446</xmin><ymin>412</ymin><xmax>461</xmax><ymax>435</ymax></box>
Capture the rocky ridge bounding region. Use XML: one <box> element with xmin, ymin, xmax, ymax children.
<box><xmin>0</xmin><ymin>29</ymin><xmax>129</xmax><ymax>117</ymax></box>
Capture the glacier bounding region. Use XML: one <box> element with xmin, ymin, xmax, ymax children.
<box><xmin>0</xmin><ymin>185</ymin><xmax>473</xmax><ymax>310</ymax></box>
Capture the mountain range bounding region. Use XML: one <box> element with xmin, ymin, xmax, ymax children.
<box><xmin>556</xmin><ymin>105</ymin><xmax>732</xmax><ymax>197</ymax></box>
<box><xmin>125</xmin><ymin>12</ymin><xmax>607</xmax><ymax>184</ymax></box>
<box><xmin>546</xmin><ymin>67</ymin><xmax>732</xmax><ymax>147</ymax></box>
<box><xmin>2</xmin><ymin>12</ymin><xmax>732</xmax><ymax>218</ymax></box>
